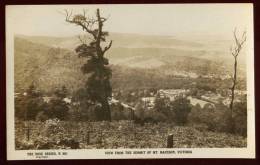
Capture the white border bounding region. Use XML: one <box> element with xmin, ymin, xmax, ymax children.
<box><xmin>6</xmin><ymin>4</ymin><xmax>255</xmax><ymax>160</ymax></box>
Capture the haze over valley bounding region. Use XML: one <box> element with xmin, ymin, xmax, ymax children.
<box><xmin>15</xmin><ymin>32</ymin><xmax>247</xmax><ymax>93</ymax></box>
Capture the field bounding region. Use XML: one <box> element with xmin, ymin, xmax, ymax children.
<box><xmin>15</xmin><ymin>119</ymin><xmax>247</xmax><ymax>150</ymax></box>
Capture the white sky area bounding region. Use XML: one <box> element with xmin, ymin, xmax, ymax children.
<box><xmin>6</xmin><ymin>4</ymin><xmax>253</xmax><ymax>38</ymax></box>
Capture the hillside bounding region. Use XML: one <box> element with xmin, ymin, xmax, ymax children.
<box><xmin>14</xmin><ymin>37</ymin><xmax>86</xmax><ymax>93</ymax></box>
<box><xmin>17</xmin><ymin>33</ymin><xmax>204</xmax><ymax>50</ymax></box>
<box><xmin>14</xmin><ymin>33</ymin><xmax>246</xmax><ymax>93</ymax></box>
<box><xmin>17</xmin><ymin>33</ymin><xmax>242</xmax><ymax>61</ymax></box>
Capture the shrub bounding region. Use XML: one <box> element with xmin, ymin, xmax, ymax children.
<box><xmin>233</xmin><ymin>101</ymin><xmax>247</xmax><ymax>136</ymax></box>
<box><xmin>44</xmin><ymin>87</ymin><xmax>69</xmax><ymax>120</ymax></box>
<box><xmin>143</xmin><ymin>110</ymin><xmax>167</xmax><ymax>123</ymax></box>
<box><xmin>35</xmin><ymin>119</ymin><xmax>79</xmax><ymax>149</ymax></box>
<box><xmin>188</xmin><ymin>104</ymin><xmax>203</xmax><ymax>123</ymax></box>
<box><xmin>111</xmin><ymin>102</ymin><xmax>128</xmax><ymax>121</ymax></box>
<box><xmin>188</xmin><ymin>101</ymin><xmax>247</xmax><ymax>136</ymax></box>
<box><xmin>171</xmin><ymin>96</ymin><xmax>192</xmax><ymax>125</ymax></box>
<box><xmin>45</xmin><ymin>98</ymin><xmax>69</xmax><ymax>120</ymax></box>
<box><xmin>15</xmin><ymin>84</ymin><xmax>46</xmax><ymax>121</ymax></box>
<box><xmin>35</xmin><ymin>111</ymin><xmax>48</xmax><ymax>122</ymax></box>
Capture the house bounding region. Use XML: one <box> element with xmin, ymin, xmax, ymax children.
<box><xmin>141</xmin><ymin>97</ymin><xmax>155</xmax><ymax>109</ymax></box>
<box><xmin>109</xmin><ymin>97</ymin><xmax>135</xmax><ymax>111</ymax></box>
<box><xmin>158</xmin><ymin>89</ymin><xmax>189</xmax><ymax>101</ymax></box>
<box><xmin>63</xmin><ymin>97</ymin><xmax>72</xmax><ymax>104</ymax></box>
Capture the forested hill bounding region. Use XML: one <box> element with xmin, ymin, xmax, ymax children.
<box><xmin>14</xmin><ymin>34</ymin><xmax>246</xmax><ymax>93</ymax></box>
<box><xmin>16</xmin><ymin>32</ymin><xmax>247</xmax><ymax>68</ymax></box>
<box><xmin>14</xmin><ymin>37</ymin><xmax>86</xmax><ymax>93</ymax></box>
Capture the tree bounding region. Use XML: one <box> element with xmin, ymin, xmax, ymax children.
<box><xmin>65</xmin><ymin>9</ymin><xmax>113</xmax><ymax>121</ymax></box>
<box><xmin>229</xmin><ymin>28</ymin><xmax>246</xmax><ymax>119</ymax></box>
<box><xmin>188</xmin><ymin>103</ymin><xmax>202</xmax><ymax>123</ymax></box>
<box><xmin>15</xmin><ymin>94</ymin><xmax>27</xmax><ymax>120</ymax></box>
<box><xmin>170</xmin><ymin>96</ymin><xmax>192</xmax><ymax>125</ymax></box>
<box><xmin>154</xmin><ymin>94</ymin><xmax>171</xmax><ymax>117</ymax></box>
<box><xmin>25</xmin><ymin>84</ymin><xmax>45</xmax><ymax>120</ymax></box>
<box><xmin>15</xmin><ymin>84</ymin><xmax>45</xmax><ymax>120</ymax></box>
<box><xmin>71</xmin><ymin>88</ymin><xmax>92</xmax><ymax>121</ymax></box>
<box><xmin>54</xmin><ymin>85</ymin><xmax>68</xmax><ymax>98</ymax></box>
<box><xmin>45</xmin><ymin>86</ymin><xmax>69</xmax><ymax>120</ymax></box>
<box><xmin>135</xmin><ymin>101</ymin><xmax>145</xmax><ymax>120</ymax></box>
<box><xmin>111</xmin><ymin>102</ymin><xmax>125</xmax><ymax>121</ymax></box>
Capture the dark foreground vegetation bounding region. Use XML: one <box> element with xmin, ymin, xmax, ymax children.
<box><xmin>15</xmin><ymin>120</ymin><xmax>246</xmax><ymax>149</ymax></box>
<box><xmin>15</xmin><ymin>84</ymin><xmax>247</xmax><ymax>149</ymax></box>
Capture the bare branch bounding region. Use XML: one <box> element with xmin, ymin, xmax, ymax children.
<box><xmin>233</xmin><ymin>27</ymin><xmax>240</xmax><ymax>47</ymax></box>
<box><xmin>103</xmin><ymin>40</ymin><xmax>113</xmax><ymax>54</ymax></box>
<box><xmin>230</xmin><ymin>28</ymin><xmax>247</xmax><ymax>58</ymax></box>
<box><xmin>229</xmin><ymin>28</ymin><xmax>247</xmax><ymax>116</ymax></box>
<box><xmin>230</xmin><ymin>46</ymin><xmax>235</xmax><ymax>57</ymax></box>
<box><xmin>65</xmin><ymin>8</ymin><xmax>112</xmax><ymax>57</ymax></box>
<box><xmin>64</xmin><ymin>9</ymin><xmax>73</xmax><ymax>22</ymax></box>
<box><xmin>83</xmin><ymin>9</ymin><xmax>87</xmax><ymax>18</ymax></box>
<box><xmin>65</xmin><ymin>9</ymin><xmax>97</xmax><ymax>39</ymax></box>
<box><xmin>240</xmin><ymin>31</ymin><xmax>247</xmax><ymax>46</ymax></box>
<box><xmin>77</xmin><ymin>35</ymin><xmax>87</xmax><ymax>44</ymax></box>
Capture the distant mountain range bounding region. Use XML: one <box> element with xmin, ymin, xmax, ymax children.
<box><xmin>14</xmin><ymin>33</ymin><xmax>246</xmax><ymax>93</ymax></box>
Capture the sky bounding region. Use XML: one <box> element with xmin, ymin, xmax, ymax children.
<box><xmin>6</xmin><ymin>4</ymin><xmax>253</xmax><ymax>38</ymax></box>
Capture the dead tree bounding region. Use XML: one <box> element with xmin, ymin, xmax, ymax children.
<box><xmin>65</xmin><ymin>9</ymin><xmax>113</xmax><ymax>121</ymax></box>
<box><xmin>229</xmin><ymin>28</ymin><xmax>246</xmax><ymax>118</ymax></box>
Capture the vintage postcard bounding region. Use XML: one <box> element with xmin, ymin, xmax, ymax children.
<box><xmin>6</xmin><ymin>4</ymin><xmax>255</xmax><ymax>159</ymax></box>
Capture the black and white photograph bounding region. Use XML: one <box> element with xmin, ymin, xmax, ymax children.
<box><xmin>5</xmin><ymin>4</ymin><xmax>255</xmax><ymax>159</ymax></box>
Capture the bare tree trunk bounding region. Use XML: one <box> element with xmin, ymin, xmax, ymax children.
<box><xmin>101</xmin><ymin>101</ymin><xmax>111</xmax><ymax>121</ymax></box>
<box><xmin>230</xmin><ymin>56</ymin><xmax>237</xmax><ymax>118</ymax></box>
<box><xmin>229</xmin><ymin>28</ymin><xmax>246</xmax><ymax>132</ymax></box>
